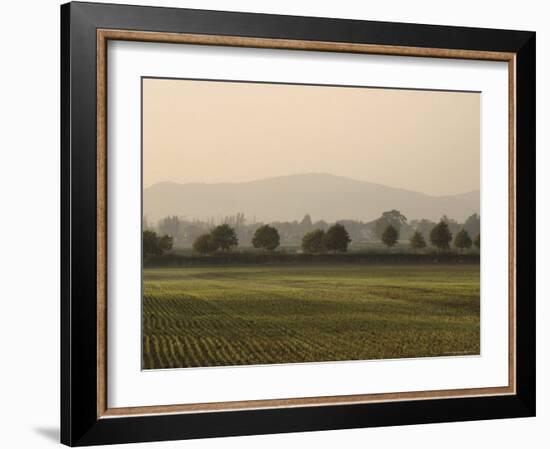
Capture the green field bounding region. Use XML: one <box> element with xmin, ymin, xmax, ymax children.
<box><xmin>142</xmin><ymin>264</ymin><xmax>480</xmax><ymax>369</ymax></box>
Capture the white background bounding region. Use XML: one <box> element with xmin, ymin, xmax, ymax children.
<box><xmin>108</xmin><ymin>42</ymin><xmax>509</xmax><ymax>408</ymax></box>
<box><xmin>0</xmin><ymin>0</ymin><xmax>547</xmax><ymax>448</ymax></box>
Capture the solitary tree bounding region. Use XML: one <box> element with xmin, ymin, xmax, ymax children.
<box><xmin>454</xmin><ymin>229</ymin><xmax>472</xmax><ymax>252</ymax></box>
<box><xmin>210</xmin><ymin>224</ymin><xmax>238</xmax><ymax>251</ymax></box>
<box><xmin>192</xmin><ymin>233</ymin><xmax>219</xmax><ymax>254</ymax></box>
<box><xmin>324</xmin><ymin>223</ymin><xmax>351</xmax><ymax>252</ymax></box>
<box><xmin>474</xmin><ymin>233</ymin><xmax>481</xmax><ymax>250</ymax></box>
<box><xmin>252</xmin><ymin>225</ymin><xmax>280</xmax><ymax>251</ymax></box>
<box><xmin>158</xmin><ymin>234</ymin><xmax>174</xmax><ymax>253</ymax></box>
<box><xmin>409</xmin><ymin>230</ymin><xmax>426</xmax><ymax>251</ymax></box>
<box><xmin>143</xmin><ymin>230</ymin><xmax>160</xmax><ymax>256</ymax></box>
<box><xmin>381</xmin><ymin>224</ymin><xmax>399</xmax><ymax>248</ymax></box>
<box><xmin>430</xmin><ymin>221</ymin><xmax>453</xmax><ymax>251</ymax></box>
<box><xmin>302</xmin><ymin>229</ymin><xmax>326</xmax><ymax>254</ymax></box>
<box><xmin>374</xmin><ymin>210</ymin><xmax>407</xmax><ymax>239</ymax></box>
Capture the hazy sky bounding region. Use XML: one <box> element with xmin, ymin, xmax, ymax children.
<box><xmin>143</xmin><ymin>78</ymin><xmax>479</xmax><ymax>196</ymax></box>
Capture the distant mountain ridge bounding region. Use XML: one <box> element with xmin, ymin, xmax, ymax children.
<box><xmin>143</xmin><ymin>173</ymin><xmax>479</xmax><ymax>223</ymax></box>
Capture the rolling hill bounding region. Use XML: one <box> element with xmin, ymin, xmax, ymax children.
<box><xmin>143</xmin><ymin>173</ymin><xmax>479</xmax><ymax>223</ymax></box>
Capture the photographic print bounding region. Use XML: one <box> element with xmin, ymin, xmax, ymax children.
<box><xmin>62</xmin><ymin>6</ymin><xmax>535</xmax><ymax>443</ymax></box>
<box><xmin>141</xmin><ymin>78</ymin><xmax>481</xmax><ymax>370</ymax></box>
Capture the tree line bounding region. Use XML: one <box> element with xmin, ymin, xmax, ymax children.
<box><xmin>384</xmin><ymin>220</ymin><xmax>479</xmax><ymax>252</ymax></box>
<box><xmin>143</xmin><ymin>218</ymin><xmax>480</xmax><ymax>256</ymax></box>
<box><xmin>146</xmin><ymin>211</ymin><xmax>480</xmax><ymax>249</ymax></box>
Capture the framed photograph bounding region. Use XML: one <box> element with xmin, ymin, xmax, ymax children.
<box><xmin>61</xmin><ymin>2</ymin><xmax>536</xmax><ymax>446</ymax></box>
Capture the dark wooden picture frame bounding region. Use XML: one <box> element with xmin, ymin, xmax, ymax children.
<box><xmin>61</xmin><ymin>2</ymin><xmax>536</xmax><ymax>446</ymax></box>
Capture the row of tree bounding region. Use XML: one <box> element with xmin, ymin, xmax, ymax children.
<box><xmin>186</xmin><ymin>221</ymin><xmax>479</xmax><ymax>255</ymax></box>
<box><xmin>383</xmin><ymin>221</ymin><xmax>480</xmax><ymax>252</ymax></box>
<box><xmin>190</xmin><ymin>223</ymin><xmax>353</xmax><ymax>254</ymax></box>
<box><xmin>301</xmin><ymin>224</ymin><xmax>351</xmax><ymax>253</ymax></box>
<box><xmin>192</xmin><ymin>224</ymin><xmax>239</xmax><ymax>254</ymax></box>
<box><xmin>146</xmin><ymin>211</ymin><xmax>481</xmax><ymax>248</ymax></box>
<box><xmin>143</xmin><ymin>230</ymin><xmax>174</xmax><ymax>256</ymax></box>
<box><xmin>192</xmin><ymin>224</ymin><xmax>282</xmax><ymax>254</ymax></box>
<box><xmin>143</xmin><ymin>220</ymin><xmax>480</xmax><ymax>256</ymax></box>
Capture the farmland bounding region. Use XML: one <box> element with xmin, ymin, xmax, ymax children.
<box><xmin>142</xmin><ymin>263</ymin><xmax>479</xmax><ymax>369</ymax></box>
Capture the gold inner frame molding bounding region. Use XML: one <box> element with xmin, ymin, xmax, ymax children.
<box><xmin>96</xmin><ymin>28</ymin><xmax>517</xmax><ymax>419</ymax></box>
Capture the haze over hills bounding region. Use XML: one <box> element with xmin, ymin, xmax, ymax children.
<box><xmin>143</xmin><ymin>173</ymin><xmax>479</xmax><ymax>224</ymax></box>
